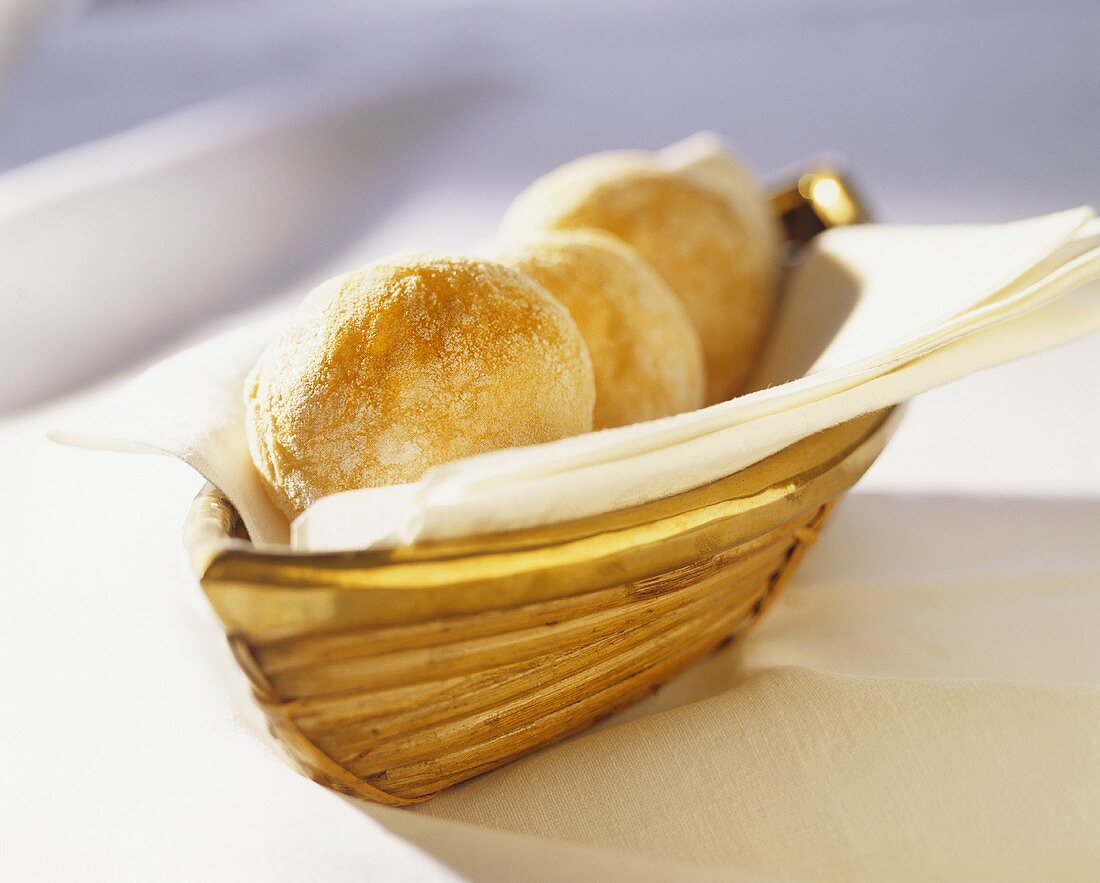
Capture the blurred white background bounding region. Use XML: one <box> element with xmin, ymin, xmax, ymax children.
<box><xmin>4</xmin><ymin>0</ymin><xmax>1097</xmax><ymax>212</ymax></box>
<box><xmin>1</xmin><ymin>3</ymin><xmax>1099</xmax><ymax>880</ymax></box>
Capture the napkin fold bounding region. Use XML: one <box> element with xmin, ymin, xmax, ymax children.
<box><xmin>295</xmin><ymin>203</ymin><xmax>1100</xmax><ymax>551</ymax></box>
<box><xmin>51</xmin><ymin>137</ymin><xmax>1100</xmax><ymax>553</ymax></box>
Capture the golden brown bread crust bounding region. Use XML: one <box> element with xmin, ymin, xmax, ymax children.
<box><xmin>500</xmin><ymin>151</ymin><xmax>778</xmax><ymax>403</ymax></box>
<box><xmin>497</xmin><ymin>229</ymin><xmax>705</xmax><ymax>429</ymax></box>
<box><xmin>245</xmin><ymin>254</ymin><xmax>595</xmax><ymax>519</ymax></box>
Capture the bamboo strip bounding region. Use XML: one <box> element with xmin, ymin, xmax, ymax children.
<box><xmin>346</xmin><ymin>558</ymin><xmax>774</xmax><ymax>780</ymax></box>
<box><xmin>368</xmin><ymin>579</ymin><xmax>770</xmax><ymax>799</ymax></box>
<box><xmin>310</xmin><ymin>559</ymin><xmax>776</xmax><ymax>760</ymax></box>
<box><xmin>252</xmin><ymin>524</ymin><xmax>796</xmax><ymax>674</ymax></box>
<box><xmin>281</xmin><ymin>553</ymin><xmax>783</xmax><ymax>736</ymax></box>
<box><xmin>267</xmin><ymin>544</ymin><xmax>784</xmax><ymax>700</ymax></box>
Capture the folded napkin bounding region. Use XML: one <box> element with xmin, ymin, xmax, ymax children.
<box><xmin>53</xmin><ymin>138</ymin><xmax>1100</xmax><ymax>552</ymax></box>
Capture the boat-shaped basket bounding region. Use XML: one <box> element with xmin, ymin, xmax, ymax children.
<box><xmin>185</xmin><ymin>170</ymin><xmax>894</xmax><ymax>805</ymax></box>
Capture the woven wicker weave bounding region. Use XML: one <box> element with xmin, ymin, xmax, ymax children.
<box><xmin>188</xmin><ymin>406</ymin><xmax>897</xmax><ymax>804</ymax></box>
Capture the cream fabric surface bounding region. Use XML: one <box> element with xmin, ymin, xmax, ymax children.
<box><xmin>4</xmin><ymin>3</ymin><xmax>1100</xmax><ymax>881</ymax></box>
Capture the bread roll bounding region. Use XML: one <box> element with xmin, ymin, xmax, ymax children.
<box><xmin>501</xmin><ymin>150</ymin><xmax>778</xmax><ymax>402</ymax></box>
<box><xmin>245</xmin><ymin>254</ymin><xmax>596</xmax><ymax>518</ymax></box>
<box><xmin>498</xmin><ymin>229</ymin><xmax>704</xmax><ymax>428</ymax></box>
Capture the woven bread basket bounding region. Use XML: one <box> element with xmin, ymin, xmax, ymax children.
<box><xmin>185</xmin><ymin>170</ymin><xmax>894</xmax><ymax>805</ymax></box>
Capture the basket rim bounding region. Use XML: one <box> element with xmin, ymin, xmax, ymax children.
<box><xmin>187</xmin><ymin>407</ymin><xmax>901</xmax><ymax>579</ymax></box>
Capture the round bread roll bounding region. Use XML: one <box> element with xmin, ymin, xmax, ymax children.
<box><xmin>496</xmin><ymin>229</ymin><xmax>705</xmax><ymax>429</ymax></box>
<box><xmin>245</xmin><ymin>254</ymin><xmax>596</xmax><ymax>519</ymax></box>
<box><xmin>500</xmin><ymin>150</ymin><xmax>779</xmax><ymax>403</ymax></box>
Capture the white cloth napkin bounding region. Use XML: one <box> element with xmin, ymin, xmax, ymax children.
<box><xmin>52</xmin><ymin>146</ymin><xmax>1100</xmax><ymax>552</ymax></box>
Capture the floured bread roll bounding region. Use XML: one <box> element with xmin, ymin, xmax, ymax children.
<box><xmin>497</xmin><ymin>229</ymin><xmax>705</xmax><ymax>429</ymax></box>
<box><xmin>501</xmin><ymin>150</ymin><xmax>779</xmax><ymax>403</ymax></box>
<box><xmin>245</xmin><ymin>254</ymin><xmax>596</xmax><ymax>519</ymax></box>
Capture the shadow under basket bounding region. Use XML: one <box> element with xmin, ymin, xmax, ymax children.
<box><xmin>184</xmin><ymin>169</ymin><xmax>893</xmax><ymax>805</ymax></box>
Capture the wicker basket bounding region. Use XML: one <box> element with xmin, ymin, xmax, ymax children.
<box><xmin>185</xmin><ymin>170</ymin><xmax>893</xmax><ymax>805</ymax></box>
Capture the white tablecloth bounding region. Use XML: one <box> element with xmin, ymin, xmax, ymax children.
<box><xmin>2</xmin><ymin>1</ymin><xmax>1099</xmax><ymax>880</ymax></box>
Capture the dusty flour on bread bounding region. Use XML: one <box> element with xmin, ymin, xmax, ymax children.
<box><xmin>245</xmin><ymin>254</ymin><xmax>595</xmax><ymax>518</ymax></box>
<box><xmin>497</xmin><ymin>228</ymin><xmax>705</xmax><ymax>429</ymax></box>
<box><xmin>501</xmin><ymin>150</ymin><xmax>779</xmax><ymax>403</ymax></box>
